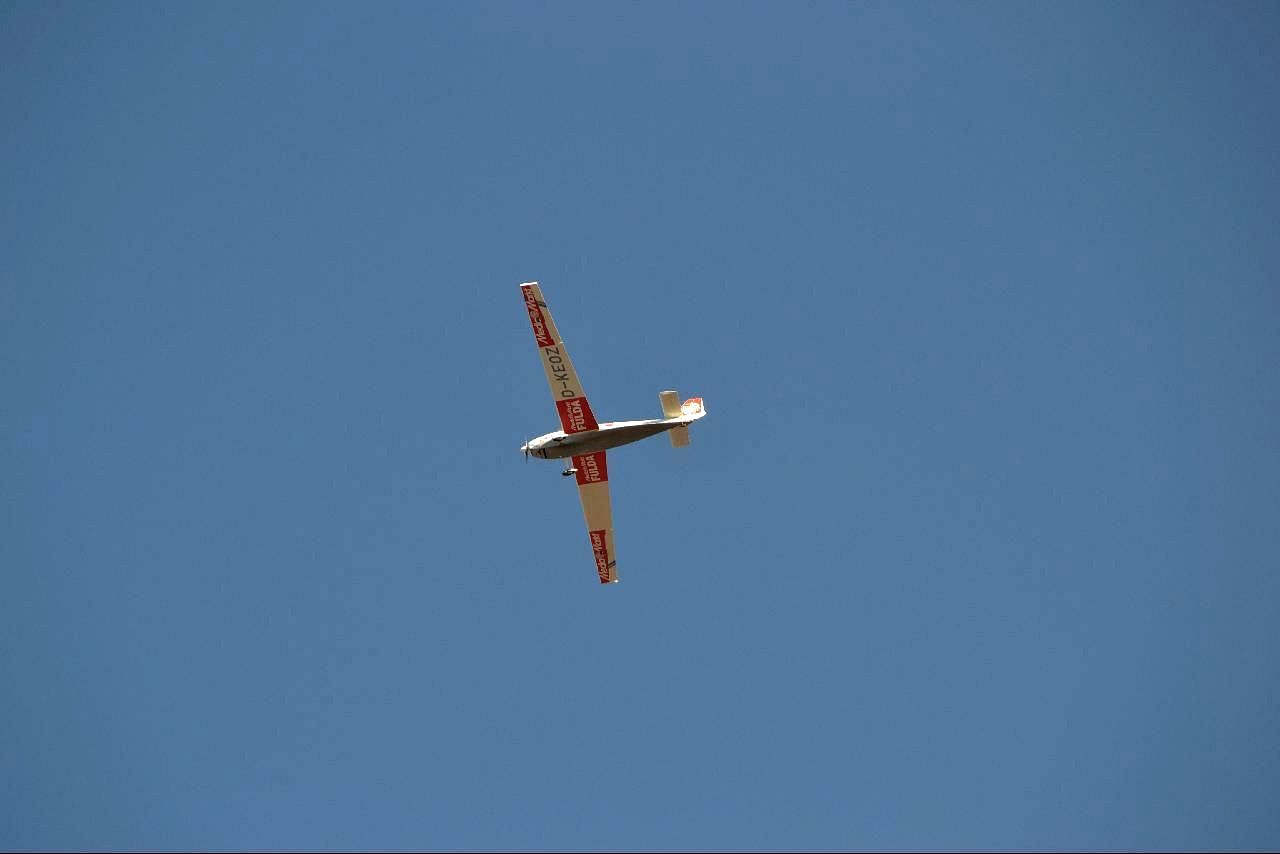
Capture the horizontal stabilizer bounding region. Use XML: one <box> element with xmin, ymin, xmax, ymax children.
<box><xmin>660</xmin><ymin>390</ymin><xmax>681</xmax><ymax>419</ymax></box>
<box><xmin>669</xmin><ymin>424</ymin><xmax>691</xmax><ymax>447</ymax></box>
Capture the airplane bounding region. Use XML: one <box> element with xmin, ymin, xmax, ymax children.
<box><xmin>518</xmin><ymin>281</ymin><xmax>708</xmax><ymax>584</ymax></box>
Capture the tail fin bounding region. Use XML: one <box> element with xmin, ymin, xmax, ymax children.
<box><xmin>660</xmin><ymin>391</ymin><xmax>706</xmax><ymax>421</ymax></box>
<box><xmin>659</xmin><ymin>390</ymin><xmax>682</xmax><ymax>419</ymax></box>
<box><xmin>667</xmin><ymin>396</ymin><xmax>705</xmax><ymax>447</ymax></box>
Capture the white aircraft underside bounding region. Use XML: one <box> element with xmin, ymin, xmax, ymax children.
<box><xmin>522</xmin><ymin>418</ymin><xmax>688</xmax><ymax>459</ymax></box>
<box><xmin>517</xmin><ymin>281</ymin><xmax>707</xmax><ymax>584</ymax></box>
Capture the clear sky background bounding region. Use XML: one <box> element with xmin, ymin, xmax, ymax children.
<box><xmin>4</xmin><ymin>2</ymin><xmax>1279</xmax><ymax>851</ymax></box>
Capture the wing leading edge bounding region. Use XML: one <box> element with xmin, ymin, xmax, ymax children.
<box><xmin>520</xmin><ymin>282</ymin><xmax>599</xmax><ymax>434</ymax></box>
<box><xmin>573</xmin><ymin>451</ymin><xmax>617</xmax><ymax>583</ymax></box>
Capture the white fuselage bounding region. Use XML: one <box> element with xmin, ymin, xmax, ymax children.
<box><xmin>521</xmin><ymin>418</ymin><xmax>682</xmax><ymax>460</ymax></box>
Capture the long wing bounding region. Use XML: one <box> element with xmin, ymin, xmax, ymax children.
<box><xmin>520</xmin><ymin>282</ymin><xmax>599</xmax><ymax>434</ymax></box>
<box><xmin>573</xmin><ymin>451</ymin><xmax>618</xmax><ymax>584</ymax></box>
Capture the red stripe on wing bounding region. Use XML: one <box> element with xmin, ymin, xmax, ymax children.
<box><xmin>521</xmin><ymin>284</ymin><xmax>555</xmax><ymax>348</ymax></box>
<box><xmin>572</xmin><ymin>452</ymin><xmax>608</xmax><ymax>485</ymax></box>
<box><xmin>589</xmin><ymin>528</ymin><xmax>612</xmax><ymax>584</ymax></box>
<box><xmin>555</xmin><ymin>396</ymin><xmax>599</xmax><ymax>434</ymax></box>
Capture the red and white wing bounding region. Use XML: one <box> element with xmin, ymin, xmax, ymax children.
<box><xmin>520</xmin><ymin>282</ymin><xmax>599</xmax><ymax>435</ymax></box>
<box><xmin>572</xmin><ymin>451</ymin><xmax>617</xmax><ymax>584</ymax></box>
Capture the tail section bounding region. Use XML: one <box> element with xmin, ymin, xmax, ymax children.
<box><xmin>659</xmin><ymin>390</ymin><xmax>707</xmax><ymax>421</ymax></box>
<box><xmin>660</xmin><ymin>390</ymin><xmax>706</xmax><ymax>447</ymax></box>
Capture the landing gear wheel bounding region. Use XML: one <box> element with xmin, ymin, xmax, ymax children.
<box><xmin>561</xmin><ymin>467</ymin><xmax>578</xmax><ymax>477</ymax></box>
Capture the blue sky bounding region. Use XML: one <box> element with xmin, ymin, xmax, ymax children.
<box><xmin>4</xmin><ymin>2</ymin><xmax>1279</xmax><ymax>850</ymax></box>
